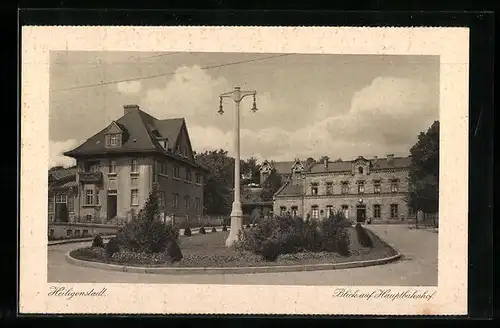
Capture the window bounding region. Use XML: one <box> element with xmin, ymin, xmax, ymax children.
<box><xmin>131</xmin><ymin>189</ymin><xmax>139</xmax><ymax>206</ymax></box>
<box><xmin>49</xmin><ymin>229</ymin><xmax>54</xmax><ymax>237</ymax></box>
<box><xmin>86</xmin><ymin>162</ymin><xmax>100</xmax><ymax>172</ymax></box>
<box><xmin>184</xmin><ymin>195</ymin><xmax>190</xmax><ymax>209</ymax></box>
<box><xmin>131</xmin><ymin>159</ymin><xmax>139</xmax><ymax>173</ymax></box>
<box><xmin>173</xmin><ymin>166</ymin><xmax>180</xmax><ymax>179</ymax></box>
<box><xmin>358</xmin><ymin>181</ymin><xmax>365</xmax><ymax>194</ymax></box>
<box><xmin>176</xmin><ymin>145</ymin><xmax>181</xmax><ymax>154</ymax></box>
<box><xmin>196</xmin><ymin>174</ymin><xmax>202</xmax><ymax>184</ymax></box>
<box><xmin>358</xmin><ymin>166</ymin><xmax>364</xmax><ymax>174</ymax></box>
<box><xmin>408</xmin><ymin>207</ymin><xmax>414</xmax><ymax>217</ymax></box>
<box><xmin>341</xmin><ymin>182</ymin><xmax>349</xmax><ymax>195</ymax></box>
<box><xmin>109</xmin><ymin>160</ymin><xmax>116</xmax><ymax>174</ymax></box>
<box><xmin>291</xmin><ymin>206</ymin><xmax>298</xmax><ymax>217</ymax></box>
<box><xmin>186</xmin><ymin>169</ymin><xmax>192</xmax><ymax>181</ymax></box>
<box><xmin>390</xmin><ymin>180</ymin><xmax>399</xmax><ymax>193</ymax></box>
<box><xmin>195</xmin><ymin>197</ymin><xmax>200</xmax><ymax>211</ymax></box>
<box><xmin>373</xmin><ymin>204</ymin><xmax>381</xmax><ymax>218</ymax></box>
<box><xmin>85</xmin><ymin>215</ymin><xmax>92</xmax><ymax>222</ymax></box>
<box><xmin>110</xmin><ymin>134</ymin><xmax>118</xmax><ymax>146</ymax></box>
<box><xmin>173</xmin><ymin>193</ymin><xmax>179</xmax><ymax>208</ymax></box>
<box><xmin>67</xmin><ymin>197</ymin><xmax>74</xmax><ymax>212</ymax></box>
<box><xmin>326</xmin><ymin>205</ymin><xmax>334</xmax><ymax>218</ymax></box>
<box><xmin>85</xmin><ymin>190</ymin><xmax>94</xmax><ymax>205</ymax></box>
<box><xmin>326</xmin><ymin>182</ymin><xmax>333</xmax><ymax>195</ymax></box>
<box><xmin>158</xmin><ymin>191</ymin><xmax>165</xmax><ymax>208</ymax></box>
<box><xmin>130</xmin><ymin>176</ymin><xmax>138</xmax><ymax>186</ymax></box>
<box><xmin>280</xmin><ymin>206</ymin><xmax>287</xmax><ymax>216</ymax></box>
<box><xmin>183</xmin><ymin>146</ymin><xmax>188</xmax><ymax>157</ymax></box>
<box><xmin>95</xmin><ymin>191</ymin><xmax>100</xmax><ymax>206</ymax></box>
<box><xmin>48</xmin><ymin>196</ymin><xmax>54</xmax><ymax>212</ymax></box>
<box><xmin>55</xmin><ymin>193</ymin><xmax>66</xmax><ymax>203</ymax></box>
<box><xmin>374</xmin><ymin>180</ymin><xmax>381</xmax><ymax>194</ymax></box>
<box><xmin>311</xmin><ymin>205</ymin><xmax>319</xmax><ymax>219</ymax></box>
<box><xmin>157</xmin><ymin>161</ymin><xmax>166</xmax><ymax>175</ymax></box>
<box><xmin>74</xmin><ymin>230</ymin><xmax>80</xmax><ymax>237</ymax></box>
<box><xmin>342</xmin><ymin>205</ymin><xmax>349</xmax><ymax>219</ymax></box>
<box><xmin>66</xmin><ymin>230</ymin><xmax>73</xmax><ymax>237</ymax></box>
<box><xmin>390</xmin><ymin>204</ymin><xmax>399</xmax><ymax>218</ymax></box>
<box><xmin>82</xmin><ymin>229</ymin><xmax>89</xmax><ymax>237</ymax></box>
<box><xmin>311</xmin><ymin>183</ymin><xmax>318</xmax><ymax>195</ymax></box>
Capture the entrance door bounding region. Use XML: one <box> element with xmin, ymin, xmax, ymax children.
<box><xmin>356</xmin><ymin>206</ymin><xmax>366</xmax><ymax>222</ymax></box>
<box><xmin>107</xmin><ymin>195</ymin><xmax>117</xmax><ymax>221</ymax></box>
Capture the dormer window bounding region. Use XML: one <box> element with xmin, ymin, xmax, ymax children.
<box><xmin>358</xmin><ymin>166</ymin><xmax>364</xmax><ymax>174</ymax></box>
<box><xmin>106</xmin><ymin>133</ymin><xmax>122</xmax><ymax>148</ymax></box>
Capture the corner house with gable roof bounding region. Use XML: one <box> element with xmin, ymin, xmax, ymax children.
<box><xmin>64</xmin><ymin>104</ymin><xmax>208</xmax><ymax>225</ymax></box>
<box><xmin>270</xmin><ymin>155</ymin><xmax>412</xmax><ymax>223</ymax></box>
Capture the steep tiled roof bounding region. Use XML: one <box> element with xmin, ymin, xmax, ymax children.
<box><xmin>63</xmin><ymin>106</ymin><xmax>208</xmax><ymax>172</ymax></box>
<box><xmin>262</xmin><ymin>160</ymin><xmax>308</xmax><ymax>175</ymax></box>
<box><xmin>309</xmin><ymin>156</ymin><xmax>411</xmax><ymax>173</ymax></box>
<box><xmin>275</xmin><ymin>181</ymin><xmax>304</xmax><ymax>197</ymax></box>
<box><xmin>49</xmin><ymin>168</ymin><xmax>78</xmax><ymax>180</ymax></box>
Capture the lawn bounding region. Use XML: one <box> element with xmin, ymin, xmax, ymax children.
<box><xmin>70</xmin><ymin>227</ymin><xmax>397</xmax><ymax>268</ymax></box>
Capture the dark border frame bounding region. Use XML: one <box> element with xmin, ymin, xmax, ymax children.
<box><xmin>9</xmin><ymin>7</ymin><xmax>494</xmax><ymax>322</ymax></box>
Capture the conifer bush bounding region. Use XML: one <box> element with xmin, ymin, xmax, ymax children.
<box><xmin>117</xmin><ymin>190</ymin><xmax>180</xmax><ymax>254</ymax></box>
<box><xmin>199</xmin><ymin>227</ymin><xmax>206</xmax><ymax>234</ymax></box>
<box><xmin>92</xmin><ymin>235</ymin><xmax>104</xmax><ymax>248</ymax></box>
<box><xmin>184</xmin><ymin>226</ymin><xmax>192</xmax><ymax>237</ymax></box>
<box><xmin>222</xmin><ymin>225</ymin><xmax>228</xmax><ymax>231</ymax></box>
<box><xmin>211</xmin><ymin>227</ymin><xmax>217</xmax><ymax>233</ymax></box>
<box><xmin>355</xmin><ymin>223</ymin><xmax>373</xmax><ymax>248</ymax></box>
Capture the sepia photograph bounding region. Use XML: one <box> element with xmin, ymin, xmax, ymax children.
<box><xmin>47</xmin><ymin>51</ymin><xmax>440</xmax><ymax>286</ymax></box>
<box><xmin>20</xmin><ymin>26</ymin><xmax>468</xmax><ymax>315</ymax></box>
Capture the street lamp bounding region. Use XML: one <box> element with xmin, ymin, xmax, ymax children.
<box><xmin>219</xmin><ymin>86</ymin><xmax>258</xmax><ymax>247</ymax></box>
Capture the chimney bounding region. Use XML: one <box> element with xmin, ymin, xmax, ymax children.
<box><xmin>323</xmin><ymin>156</ymin><xmax>329</xmax><ymax>169</ymax></box>
<box><xmin>387</xmin><ymin>154</ymin><xmax>394</xmax><ymax>164</ymax></box>
<box><xmin>124</xmin><ymin>104</ymin><xmax>140</xmax><ymax>115</ymax></box>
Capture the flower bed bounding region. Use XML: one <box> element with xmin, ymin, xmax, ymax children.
<box><xmin>70</xmin><ymin>228</ymin><xmax>397</xmax><ymax>268</ymax></box>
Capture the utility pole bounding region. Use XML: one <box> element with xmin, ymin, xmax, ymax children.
<box><xmin>218</xmin><ymin>87</ymin><xmax>258</xmax><ymax>247</ymax></box>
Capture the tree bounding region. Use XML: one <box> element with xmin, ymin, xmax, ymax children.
<box><xmin>407</xmin><ymin>121</ymin><xmax>439</xmax><ymax>214</ymax></box>
<box><xmin>195</xmin><ymin>149</ymin><xmax>234</xmax><ymax>215</ymax></box>
<box><xmin>260</xmin><ymin>168</ymin><xmax>283</xmax><ymax>201</ymax></box>
<box><xmin>241</xmin><ymin>156</ymin><xmax>260</xmax><ymax>185</ymax></box>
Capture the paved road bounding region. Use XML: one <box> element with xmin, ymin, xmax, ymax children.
<box><xmin>48</xmin><ymin>225</ymin><xmax>438</xmax><ymax>286</ymax></box>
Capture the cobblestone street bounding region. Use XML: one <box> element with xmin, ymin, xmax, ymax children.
<box><xmin>48</xmin><ymin>225</ymin><xmax>438</xmax><ymax>286</ymax></box>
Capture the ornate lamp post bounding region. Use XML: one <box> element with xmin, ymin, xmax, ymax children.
<box><xmin>218</xmin><ymin>87</ymin><xmax>258</xmax><ymax>247</ymax></box>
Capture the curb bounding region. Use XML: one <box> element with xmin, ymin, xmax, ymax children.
<box><xmin>48</xmin><ymin>236</ymin><xmax>115</xmax><ymax>246</ymax></box>
<box><xmin>65</xmin><ymin>250</ymin><xmax>401</xmax><ymax>276</ymax></box>
<box><xmin>49</xmin><ymin>226</ymin><xmax>231</xmax><ymax>246</ymax></box>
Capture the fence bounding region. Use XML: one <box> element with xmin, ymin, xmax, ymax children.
<box><xmin>167</xmin><ymin>215</ymin><xmax>257</xmax><ymax>228</ymax></box>
<box><xmin>410</xmin><ymin>212</ymin><xmax>439</xmax><ymax>229</ymax></box>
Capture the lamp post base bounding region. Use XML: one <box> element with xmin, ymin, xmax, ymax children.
<box><xmin>225</xmin><ymin>201</ymin><xmax>243</xmax><ymax>247</ymax></box>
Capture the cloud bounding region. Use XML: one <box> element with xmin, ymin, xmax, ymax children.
<box><xmin>186</xmin><ymin>76</ymin><xmax>437</xmax><ymax>162</ymax></box>
<box><xmin>117</xmin><ymin>80</ymin><xmax>142</xmax><ymax>93</ymax></box>
<box><xmin>49</xmin><ymin>139</ymin><xmax>79</xmax><ymax>168</ymax></box>
<box><xmin>143</xmin><ymin>66</ymin><xmax>230</xmax><ymax>122</ymax></box>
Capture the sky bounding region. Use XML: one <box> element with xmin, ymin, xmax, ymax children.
<box><xmin>49</xmin><ymin>51</ymin><xmax>439</xmax><ymax>168</ymax></box>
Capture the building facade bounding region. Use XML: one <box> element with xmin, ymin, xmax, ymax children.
<box><xmin>48</xmin><ymin>167</ymin><xmax>78</xmax><ymax>223</ymax></box>
<box><xmin>63</xmin><ymin>104</ymin><xmax>207</xmax><ymax>225</ymax></box>
<box><xmin>270</xmin><ymin>155</ymin><xmax>411</xmax><ymax>223</ymax></box>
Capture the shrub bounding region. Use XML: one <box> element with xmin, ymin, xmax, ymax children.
<box><xmin>117</xmin><ymin>191</ymin><xmax>179</xmax><ymax>253</ymax></box>
<box><xmin>199</xmin><ymin>227</ymin><xmax>206</xmax><ymax>234</ymax></box>
<box><xmin>355</xmin><ymin>223</ymin><xmax>373</xmax><ymax>248</ymax></box>
<box><xmin>238</xmin><ymin>212</ymin><xmax>351</xmax><ymax>257</ymax></box>
<box><xmin>222</xmin><ymin>225</ymin><xmax>228</xmax><ymax>232</ymax></box>
<box><xmin>92</xmin><ymin>235</ymin><xmax>104</xmax><ymax>248</ymax></box>
<box><xmin>105</xmin><ymin>237</ymin><xmax>120</xmax><ymax>258</ymax></box>
<box><xmin>166</xmin><ymin>240</ymin><xmax>183</xmax><ymax>263</ymax></box>
<box><xmin>246</xmin><ymin>224</ymin><xmax>251</xmax><ymax>229</ymax></box>
<box><xmin>211</xmin><ymin>227</ymin><xmax>217</xmax><ymax>233</ymax></box>
<box><xmin>184</xmin><ymin>227</ymin><xmax>192</xmax><ymax>237</ymax></box>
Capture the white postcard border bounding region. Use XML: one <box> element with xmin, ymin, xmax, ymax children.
<box><xmin>20</xmin><ymin>26</ymin><xmax>469</xmax><ymax>315</ymax></box>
